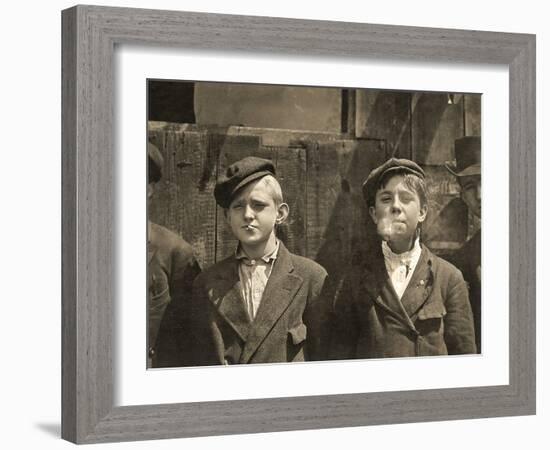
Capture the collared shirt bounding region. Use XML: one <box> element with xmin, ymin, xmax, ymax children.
<box><xmin>381</xmin><ymin>237</ymin><xmax>422</xmax><ymax>300</ymax></box>
<box><xmin>235</xmin><ymin>240</ymin><xmax>280</xmax><ymax>320</ymax></box>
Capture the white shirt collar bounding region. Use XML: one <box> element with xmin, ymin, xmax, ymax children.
<box><xmin>381</xmin><ymin>237</ymin><xmax>422</xmax><ymax>299</ymax></box>
<box><xmin>235</xmin><ymin>239</ymin><xmax>280</xmax><ymax>265</ymax></box>
<box><xmin>381</xmin><ymin>237</ymin><xmax>421</xmax><ymax>267</ymax></box>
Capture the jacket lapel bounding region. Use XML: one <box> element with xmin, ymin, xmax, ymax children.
<box><xmin>239</xmin><ymin>243</ymin><xmax>303</xmax><ymax>363</ymax></box>
<box><xmin>362</xmin><ymin>246</ymin><xmax>409</xmax><ymax>326</ymax></box>
<box><xmin>364</xmin><ymin>244</ymin><xmax>426</xmax><ymax>329</ymax></box>
<box><xmin>210</xmin><ymin>258</ymin><xmax>252</xmax><ymax>342</ymax></box>
<box><xmin>399</xmin><ymin>246</ymin><xmax>434</xmax><ymax>319</ymax></box>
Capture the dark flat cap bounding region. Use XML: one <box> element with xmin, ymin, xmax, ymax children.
<box><xmin>362</xmin><ymin>158</ymin><xmax>425</xmax><ymax>206</ymax></box>
<box><xmin>214</xmin><ymin>156</ymin><xmax>276</xmax><ymax>208</ymax></box>
<box><xmin>445</xmin><ymin>136</ymin><xmax>481</xmax><ymax>177</ymax></box>
<box><xmin>148</xmin><ymin>142</ymin><xmax>164</xmax><ymax>183</ymax></box>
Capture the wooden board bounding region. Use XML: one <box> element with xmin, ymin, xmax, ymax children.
<box><xmin>355</xmin><ymin>90</ymin><xmax>412</xmax><ymax>158</ymax></box>
<box><xmin>148</xmin><ymin>125</ymin><xmax>219</xmax><ymax>269</ymax></box>
<box><xmin>178</xmin><ymin>128</ymin><xmax>218</xmax><ymax>269</ymax></box>
<box><xmin>306</xmin><ymin>139</ymin><xmax>386</xmax><ymax>285</ymax></box>
<box><xmin>269</xmin><ymin>144</ymin><xmax>307</xmax><ymax>256</ymax></box>
<box><xmin>412</xmin><ymin>92</ymin><xmax>464</xmax><ymax>164</ymax></box>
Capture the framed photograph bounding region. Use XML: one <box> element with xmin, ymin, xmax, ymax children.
<box><xmin>62</xmin><ymin>5</ymin><xmax>535</xmax><ymax>444</ymax></box>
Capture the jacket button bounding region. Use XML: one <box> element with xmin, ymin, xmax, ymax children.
<box><xmin>148</xmin><ymin>347</ymin><xmax>155</xmax><ymax>358</ymax></box>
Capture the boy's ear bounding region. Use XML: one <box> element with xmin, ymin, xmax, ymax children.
<box><xmin>276</xmin><ymin>203</ymin><xmax>289</xmax><ymax>224</ymax></box>
<box><xmin>368</xmin><ymin>206</ymin><xmax>378</xmax><ymax>224</ymax></box>
<box><xmin>418</xmin><ymin>203</ymin><xmax>428</xmax><ymax>223</ymax></box>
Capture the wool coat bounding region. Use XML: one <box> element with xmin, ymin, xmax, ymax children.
<box><xmin>148</xmin><ymin>221</ymin><xmax>201</xmax><ymax>368</ymax></box>
<box><xmin>445</xmin><ymin>229</ymin><xmax>481</xmax><ymax>353</ymax></box>
<box><xmin>186</xmin><ymin>242</ymin><xmax>329</xmax><ymax>366</ymax></box>
<box><xmin>329</xmin><ymin>243</ymin><xmax>476</xmax><ymax>359</ymax></box>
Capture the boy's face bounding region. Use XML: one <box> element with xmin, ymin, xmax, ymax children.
<box><xmin>459</xmin><ymin>175</ymin><xmax>481</xmax><ymax>218</ymax></box>
<box><xmin>226</xmin><ymin>178</ymin><xmax>288</xmax><ymax>250</ymax></box>
<box><xmin>369</xmin><ymin>174</ymin><xmax>427</xmax><ymax>244</ymax></box>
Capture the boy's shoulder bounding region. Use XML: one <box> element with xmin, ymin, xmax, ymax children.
<box><xmin>195</xmin><ymin>255</ymin><xmax>235</xmax><ymax>281</ymax></box>
<box><xmin>287</xmin><ymin>250</ymin><xmax>328</xmax><ymax>278</ymax></box>
<box><xmin>421</xmin><ymin>245</ymin><xmax>465</xmax><ymax>283</ymax></box>
<box><xmin>149</xmin><ymin>221</ymin><xmax>194</xmax><ymax>256</ymax></box>
<box><xmin>340</xmin><ymin>243</ymin><xmax>465</xmax><ymax>288</ymax></box>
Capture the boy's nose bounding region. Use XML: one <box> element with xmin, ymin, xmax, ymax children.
<box><xmin>390</xmin><ymin>198</ymin><xmax>402</xmax><ymax>212</ymax></box>
<box><xmin>243</xmin><ymin>204</ymin><xmax>254</xmax><ymax>219</ymax></box>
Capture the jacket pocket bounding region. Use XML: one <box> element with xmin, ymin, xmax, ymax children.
<box><xmin>288</xmin><ymin>323</ymin><xmax>307</xmax><ymax>345</ymax></box>
<box><xmin>415</xmin><ymin>301</ymin><xmax>446</xmax><ymax>338</ymax></box>
<box><xmin>417</xmin><ymin>300</ymin><xmax>447</xmax><ymax>320</ymax></box>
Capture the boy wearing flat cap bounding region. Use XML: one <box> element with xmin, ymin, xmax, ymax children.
<box><xmin>186</xmin><ymin>156</ymin><xmax>328</xmax><ymax>365</ymax></box>
<box><xmin>147</xmin><ymin>142</ymin><xmax>201</xmax><ymax>368</ymax></box>
<box><xmin>329</xmin><ymin>158</ymin><xmax>476</xmax><ymax>359</ymax></box>
<box><xmin>445</xmin><ymin>136</ymin><xmax>482</xmax><ymax>353</ymax></box>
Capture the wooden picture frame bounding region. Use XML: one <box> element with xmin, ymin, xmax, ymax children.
<box><xmin>61</xmin><ymin>5</ymin><xmax>536</xmax><ymax>444</ymax></box>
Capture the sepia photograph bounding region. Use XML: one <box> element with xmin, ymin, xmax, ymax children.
<box><xmin>56</xmin><ymin>3</ymin><xmax>538</xmax><ymax>445</ymax></box>
<box><xmin>146</xmin><ymin>80</ymin><xmax>482</xmax><ymax>368</ymax></box>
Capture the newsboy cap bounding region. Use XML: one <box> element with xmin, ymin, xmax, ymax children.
<box><xmin>445</xmin><ymin>136</ymin><xmax>481</xmax><ymax>177</ymax></box>
<box><xmin>214</xmin><ymin>156</ymin><xmax>276</xmax><ymax>208</ymax></box>
<box><xmin>362</xmin><ymin>158</ymin><xmax>425</xmax><ymax>206</ymax></box>
<box><xmin>147</xmin><ymin>142</ymin><xmax>164</xmax><ymax>183</ymax></box>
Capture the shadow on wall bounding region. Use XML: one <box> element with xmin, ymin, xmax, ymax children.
<box><xmin>147</xmin><ymin>88</ymin><xmax>476</xmax><ymax>276</ymax></box>
<box><xmin>312</xmin><ymin>91</ymin><xmax>469</xmax><ymax>293</ymax></box>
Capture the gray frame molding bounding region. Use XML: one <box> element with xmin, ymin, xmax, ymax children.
<box><xmin>62</xmin><ymin>5</ymin><xmax>536</xmax><ymax>444</ymax></box>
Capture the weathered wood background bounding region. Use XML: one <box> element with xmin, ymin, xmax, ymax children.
<box><xmin>148</xmin><ymin>85</ymin><xmax>481</xmax><ymax>279</ymax></box>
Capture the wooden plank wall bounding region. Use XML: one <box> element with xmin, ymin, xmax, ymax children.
<box><xmin>148</xmin><ymin>124</ymin><xmax>387</xmax><ymax>273</ymax></box>
<box><xmin>306</xmin><ymin>139</ymin><xmax>386</xmax><ymax>298</ymax></box>
<box><xmin>148</xmin><ymin>91</ymin><xmax>480</xmax><ymax>270</ymax></box>
<box><xmin>270</xmin><ymin>144</ymin><xmax>308</xmax><ymax>257</ymax></box>
<box><xmin>148</xmin><ymin>125</ymin><xmax>219</xmax><ymax>268</ymax></box>
<box><xmin>356</xmin><ymin>91</ymin><xmax>412</xmax><ymax>159</ymax></box>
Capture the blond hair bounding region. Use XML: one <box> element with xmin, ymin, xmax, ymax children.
<box><xmin>258</xmin><ymin>175</ymin><xmax>284</xmax><ymax>206</ymax></box>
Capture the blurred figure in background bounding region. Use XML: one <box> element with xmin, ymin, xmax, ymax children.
<box><xmin>147</xmin><ymin>142</ymin><xmax>201</xmax><ymax>367</ymax></box>
<box><xmin>445</xmin><ymin>136</ymin><xmax>481</xmax><ymax>353</ymax></box>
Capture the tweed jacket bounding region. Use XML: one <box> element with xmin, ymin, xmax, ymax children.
<box><xmin>445</xmin><ymin>229</ymin><xmax>481</xmax><ymax>353</ymax></box>
<box><xmin>186</xmin><ymin>242</ymin><xmax>329</xmax><ymax>366</ymax></box>
<box><xmin>148</xmin><ymin>221</ymin><xmax>201</xmax><ymax>368</ymax></box>
<box><xmin>329</xmin><ymin>243</ymin><xmax>476</xmax><ymax>359</ymax></box>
